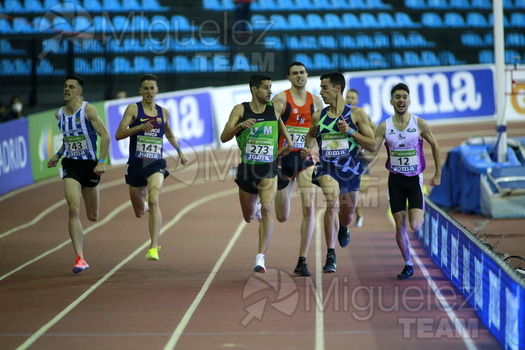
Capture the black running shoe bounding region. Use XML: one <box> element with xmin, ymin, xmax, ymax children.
<box><xmin>294</xmin><ymin>261</ymin><xmax>311</xmax><ymax>276</ymax></box>
<box><xmin>397</xmin><ymin>265</ymin><xmax>414</xmax><ymax>280</ymax></box>
<box><xmin>338</xmin><ymin>226</ymin><xmax>350</xmax><ymax>248</ymax></box>
<box><xmin>323</xmin><ymin>256</ymin><xmax>337</xmax><ymax>273</ymax></box>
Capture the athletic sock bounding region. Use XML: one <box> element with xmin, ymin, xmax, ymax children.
<box><xmin>405</xmin><ymin>260</ymin><xmax>413</xmax><ymax>266</ymax></box>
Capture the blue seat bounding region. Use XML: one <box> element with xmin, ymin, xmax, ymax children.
<box><xmin>471</xmin><ymin>0</ymin><xmax>491</xmax><ymax>8</ymax></box>
<box><xmin>74</xmin><ymin>57</ymin><xmax>91</xmax><ymax>74</ymax></box>
<box><xmin>93</xmin><ymin>15</ymin><xmax>110</xmax><ymax>32</ymax></box>
<box><xmin>510</xmin><ymin>13</ymin><xmax>525</xmax><ymax>27</ymax></box>
<box><xmin>152</xmin><ymin>56</ymin><xmax>169</xmax><ymax>72</ymax></box>
<box><xmin>203</xmin><ymin>0</ymin><xmax>222</xmax><ymax>10</ymax></box>
<box><xmin>83</xmin><ymin>0</ymin><xmax>102</xmax><ymax>11</ymax></box>
<box><xmin>488</xmin><ymin>13</ymin><xmax>509</xmax><ymax>26</ymax></box>
<box><xmin>150</xmin><ymin>15</ymin><xmax>169</xmax><ymax>32</ymax></box>
<box><xmin>102</xmin><ymin>0</ymin><xmax>121</xmax><ymax>11</ymax></box>
<box><xmin>4</xmin><ymin>0</ymin><xmax>23</xmax><ymax>13</ymax></box>
<box><xmin>13</xmin><ymin>58</ymin><xmax>30</xmax><ymax>74</ymax></box>
<box><xmin>444</xmin><ymin>12</ymin><xmax>465</xmax><ymax>27</ymax></box>
<box><xmin>342</xmin><ymin>13</ymin><xmax>360</xmax><ymax>28</ymax></box>
<box><xmin>466</xmin><ymin>12</ymin><xmax>488</xmax><ymax>27</ymax></box>
<box><xmin>73</xmin><ymin>16</ymin><xmax>94</xmax><ymax>33</ymax></box>
<box><xmin>452</xmin><ymin>0</ymin><xmax>471</xmax><ymax>8</ymax></box>
<box><xmin>131</xmin><ymin>15</ymin><xmax>149</xmax><ymax>32</ymax></box>
<box><xmin>427</xmin><ymin>0</ymin><xmax>448</xmax><ymax>8</ymax></box>
<box><xmin>339</xmin><ymin>34</ymin><xmax>356</xmax><ymax>49</ymax></box>
<box><xmin>439</xmin><ymin>50</ymin><xmax>464</xmax><ymax>65</ymax></box>
<box><xmin>141</xmin><ymin>0</ymin><xmax>167</xmax><ymax>10</ymax></box>
<box><xmin>404</xmin><ymin>0</ymin><xmax>426</xmax><ymax>8</ymax></box>
<box><xmin>516</xmin><ymin>0</ymin><xmax>525</xmax><ymax>8</ymax></box>
<box><xmin>373</xmin><ymin>32</ymin><xmax>389</xmax><ymax>48</ymax></box>
<box><xmin>407</xmin><ymin>31</ymin><xmax>434</xmax><ymax>47</ymax></box>
<box><xmin>12</xmin><ymin>17</ymin><xmax>34</xmax><ymax>33</ymax></box>
<box><xmin>286</xmin><ymin>36</ymin><xmax>303</xmax><ymax>49</ymax></box>
<box><xmin>478</xmin><ymin>49</ymin><xmax>493</xmax><ymax>63</ymax></box>
<box><xmin>25</xmin><ymin>0</ymin><xmax>43</xmax><ymax>12</ymax></box>
<box><xmin>288</xmin><ymin>14</ymin><xmax>307</xmax><ymax>30</ymax></box>
<box><xmin>355</xmin><ymin>33</ymin><xmax>373</xmax><ymax>48</ymax></box>
<box><xmin>421</xmin><ymin>12</ymin><xmax>443</xmax><ymax>27</ymax></box>
<box><xmin>390</xmin><ymin>52</ymin><xmax>404</xmax><ymax>67</ymax></box>
<box><xmin>125</xmin><ymin>0</ymin><xmax>142</xmax><ymax>10</ymax></box>
<box><xmin>404</xmin><ymin>51</ymin><xmax>422</xmax><ymax>66</ymax></box>
<box><xmin>367</xmin><ymin>0</ymin><xmax>392</xmax><ymax>8</ymax></box>
<box><xmin>112</xmin><ymin>56</ymin><xmax>131</xmax><ymax>73</ymax></box>
<box><xmin>278</xmin><ymin>0</ymin><xmax>295</xmax><ymax>10</ymax></box>
<box><xmin>44</xmin><ymin>0</ymin><xmax>60</xmax><ymax>7</ymax></box>
<box><xmin>506</xmin><ymin>33</ymin><xmax>525</xmax><ymax>46</ymax></box>
<box><xmin>33</xmin><ymin>16</ymin><xmax>52</xmax><ymax>32</ymax></box>
<box><xmin>368</xmin><ymin>52</ymin><xmax>388</xmax><ymax>68</ymax></box>
<box><xmin>171</xmin><ymin>15</ymin><xmax>193</xmax><ymax>31</ymax></box>
<box><xmin>53</xmin><ymin>16</ymin><xmax>73</xmax><ymax>32</ymax></box>
<box><xmin>359</xmin><ymin>13</ymin><xmax>379</xmax><ymax>28</ymax></box>
<box><xmin>91</xmin><ymin>57</ymin><xmax>106</xmax><ymax>74</ymax></box>
<box><xmin>293</xmin><ymin>53</ymin><xmax>313</xmax><ymax>68</ymax></box>
<box><xmin>111</xmin><ymin>15</ymin><xmax>131</xmax><ymax>32</ymax></box>
<box><xmin>461</xmin><ymin>32</ymin><xmax>484</xmax><ymax>46</ymax></box>
<box><xmin>392</xmin><ymin>32</ymin><xmax>407</xmax><ymax>47</ymax></box>
<box><xmin>269</xmin><ymin>14</ymin><xmax>288</xmax><ymax>30</ymax></box>
<box><xmin>421</xmin><ymin>50</ymin><xmax>441</xmax><ymax>66</ymax></box>
<box><xmin>324</xmin><ymin>13</ymin><xmax>343</xmax><ymax>28</ymax></box>
<box><xmin>319</xmin><ymin>35</ymin><xmax>337</xmax><ymax>49</ymax></box>
<box><xmin>506</xmin><ymin>49</ymin><xmax>521</xmax><ymax>64</ymax></box>
<box><xmin>377</xmin><ymin>12</ymin><xmax>396</xmax><ymax>27</ymax></box>
<box><xmin>504</xmin><ymin>0</ymin><xmax>515</xmax><ymax>8</ymax></box>
<box><xmin>305</xmin><ymin>14</ymin><xmax>323</xmax><ymax>29</ymax></box>
<box><xmin>313</xmin><ymin>53</ymin><xmax>335</xmax><ymax>70</ymax></box>
<box><xmin>395</xmin><ymin>12</ymin><xmax>419</xmax><ymax>27</ymax></box>
<box><xmin>349</xmin><ymin>53</ymin><xmax>369</xmax><ymax>69</ymax></box>
<box><xmin>348</xmin><ymin>0</ymin><xmax>367</xmax><ymax>8</ymax></box>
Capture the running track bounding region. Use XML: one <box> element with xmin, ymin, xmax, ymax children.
<box><xmin>1</xmin><ymin>120</ymin><xmax>523</xmax><ymax>350</ymax></box>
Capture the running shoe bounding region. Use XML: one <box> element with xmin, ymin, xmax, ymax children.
<box><xmin>338</xmin><ymin>226</ymin><xmax>350</xmax><ymax>247</ymax></box>
<box><xmin>72</xmin><ymin>256</ymin><xmax>89</xmax><ymax>274</ymax></box>
<box><xmin>294</xmin><ymin>261</ymin><xmax>311</xmax><ymax>276</ymax></box>
<box><xmin>146</xmin><ymin>246</ymin><xmax>161</xmax><ymax>261</ymax></box>
<box><xmin>354</xmin><ymin>215</ymin><xmax>363</xmax><ymax>227</ymax></box>
<box><xmin>397</xmin><ymin>265</ymin><xmax>414</xmax><ymax>280</ymax></box>
<box><xmin>255</xmin><ymin>200</ymin><xmax>262</xmax><ymax>222</ymax></box>
<box><xmin>253</xmin><ymin>253</ymin><xmax>266</xmax><ymax>273</ymax></box>
<box><xmin>323</xmin><ymin>255</ymin><xmax>337</xmax><ymax>273</ymax></box>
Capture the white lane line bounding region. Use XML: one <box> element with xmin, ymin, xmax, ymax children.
<box><xmin>314</xmin><ymin>209</ymin><xmax>325</xmax><ymax>350</ymax></box>
<box><xmin>0</xmin><ymin>178</ymin><xmax>209</xmax><ymax>281</ymax></box>
<box><xmin>410</xmin><ymin>247</ymin><xmax>478</xmax><ymax>350</ymax></box>
<box><xmin>0</xmin><ymin>178</ymin><xmax>123</xmax><ymax>240</ymax></box>
<box><xmin>163</xmin><ymin>218</ymin><xmax>246</xmax><ymax>350</ymax></box>
<box><xmin>15</xmin><ymin>188</ymin><xmax>237</xmax><ymax>350</ymax></box>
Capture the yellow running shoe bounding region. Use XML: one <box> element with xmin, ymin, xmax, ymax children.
<box><xmin>145</xmin><ymin>246</ymin><xmax>161</xmax><ymax>261</ymax></box>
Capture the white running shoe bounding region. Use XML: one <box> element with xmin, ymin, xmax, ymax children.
<box><xmin>355</xmin><ymin>215</ymin><xmax>363</xmax><ymax>227</ymax></box>
<box><xmin>253</xmin><ymin>253</ymin><xmax>266</xmax><ymax>273</ymax></box>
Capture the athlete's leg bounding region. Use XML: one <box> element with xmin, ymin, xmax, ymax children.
<box><xmin>392</xmin><ymin>210</ymin><xmax>411</xmax><ymax>262</ymax></box>
<box><xmin>296</xmin><ymin>167</ymin><xmax>316</xmax><ymax>257</ymax></box>
<box><xmin>317</xmin><ymin>175</ymin><xmax>340</xmax><ymax>249</ymax></box>
<box><xmin>129</xmin><ymin>185</ymin><xmax>148</xmax><ymax>218</ymax></box>
<box><xmin>146</xmin><ymin>172</ymin><xmax>165</xmax><ymax>249</ymax></box>
<box><xmin>274</xmin><ymin>178</ymin><xmax>295</xmax><ymax>223</ymax></box>
<box><xmin>82</xmin><ymin>185</ymin><xmax>99</xmax><ymax>222</ymax></box>
<box><xmin>64</xmin><ymin>178</ymin><xmax>85</xmax><ymax>257</ymax></box>
<box><xmin>257</xmin><ymin>177</ymin><xmax>277</xmax><ymax>254</ymax></box>
<box><xmin>338</xmin><ymin>190</ymin><xmax>358</xmax><ymax>228</ymax></box>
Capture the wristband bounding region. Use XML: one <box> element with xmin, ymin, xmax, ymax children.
<box><xmin>175</xmin><ymin>147</ymin><xmax>181</xmax><ymax>152</ymax></box>
<box><xmin>240</xmin><ymin>122</ymin><xmax>244</xmax><ymax>129</ymax></box>
<box><xmin>56</xmin><ymin>151</ymin><xmax>63</xmax><ymax>158</ymax></box>
<box><xmin>348</xmin><ymin>128</ymin><xmax>354</xmax><ymax>136</ymax></box>
<box><xmin>98</xmin><ymin>158</ymin><xmax>105</xmax><ymax>163</ymax></box>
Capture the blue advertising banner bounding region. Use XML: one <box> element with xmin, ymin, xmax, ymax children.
<box><xmin>105</xmin><ymin>88</ymin><xmax>216</xmax><ymax>165</ymax></box>
<box><xmin>0</xmin><ymin>118</ymin><xmax>34</xmax><ymax>195</ymax></box>
<box><xmin>346</xmin><ymin>64</ymin><xmax>496</xmax><ymax>124</ymax></box>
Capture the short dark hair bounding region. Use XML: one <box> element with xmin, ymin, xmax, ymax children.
<box><xmin>139</xmin><ymin>74</ymin><xmax>158</xmax><ymax>84</ymax></box>
<box><xmin>391</xmin><ymin>83</ymin><xmax>410</xmax><ymax>96</ymax></box>
<box><xmin>65</xmin><ymin>74</ymin><xmax>84</xmax><ymax>88</ymax></box>
<box><xmin>287</xmin><ymin>61</ymin><xmax>307</xmax><ymax>75</ymax></box>
<box><xmin>320</xmin><ymin>71</ymin><xmax>345</xmax><ymax>91</ymax></box>
<box><xmin>249</xmin><ymin>74</ymin><xmax>272</xmax><ymax>89</ymax></box>
<box><xmin>348</xmin><ymin>88</ymin><xmax>359</xmax><ymax>95</ymax></box>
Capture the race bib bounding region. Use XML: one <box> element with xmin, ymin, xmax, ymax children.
<box><xmin>284</xmin><ymin>126</ymin><xmax>308</xmax><ymax>150</ymax></box>
<box><xmin>64</xmin><ymin>135</ymin><xmax>88</xmax><ymax>157</ymax></box>
<box><xmin>390</xmin><ymin>149</ymin><xmax>418</xmax><ymax>173</ymax></box>
<box><xmin>136</xmin><ymin>136</ymin><xmax>163</xmax><ymax>159</ymax></box>
<box><xmin>245</xmin><ymin>137</ymin><xmax>274</xmax><ymax>162</ymax></box>
<box><xmin>321</xmin><ymin>133</ymin><xmax>349</xmax><ymax>158</ymax></box>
